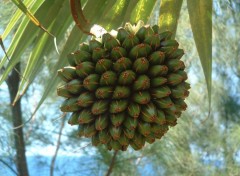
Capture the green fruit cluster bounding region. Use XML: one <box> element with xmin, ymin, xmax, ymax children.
<box><xmin>57</xmin><ymin>21</ymin><xmax>190</xmax><ymax>151</ymax></box>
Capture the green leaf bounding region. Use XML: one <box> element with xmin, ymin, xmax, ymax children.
<box><xmin>122</xmin><ymin>0</ymin><xmax>139</xmax><ymax>24</ymax></box>
<box><xmin>187</xmin><ymin>0</ymin><xmax>212</xmax><ymax>108</ymax></box>
<box><xmin>0</xmin><ymin>1</ymin><xmax>46</xmax><ymax>84</ymax></box>
<box><xmin>2</xmin><ymin>0</ymin><xmax>33</xmax><ymax>39</ymax></box>
<box><xmin>100</xmin><ymin>0</ymin><xmax>139</xmax><ymax>30</ymax></box>
<box><xmin>0</xmin><ymin>1</ymin><xmax>46</xmax><ymax>85</ymax></box>
<box><xmin>158</xmin><ymin>0</ymin><xmax>183</xmax><ymax>38</ymax></box>
<box><xmin>130</xmin><ymin>0</ymin><xmax>157</xmax><ymax>23</ymax></box>
<box><xmin>14</xmin><ymin>1</ymin><xmax>70</xmax><ymax>103</ymax></box>
<box><xmin>11</xmin><ymin>0</ymin><xmax>54</xmax><ymax>36</ymax></box>
<box><xmin>99</xmin><ymin>0</ymin><xmax>128</xmax><ymax>30</ymax></box>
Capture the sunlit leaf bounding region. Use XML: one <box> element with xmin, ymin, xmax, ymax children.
<box><xmin>2</xmin><ymin>0</ymin><xmax>33</xmax><ymax>39</ymax></box>
<box><xmin>11</xmin><ymin>0</ymin><xmax>54</xmax><ymax>37</ymax></box>
<box><xmin>0</xmin><ymin>1</ymin><xmax>46</xmax><ymax>84</ymax></box>
<box><xmin>130</xmin><ymin>0</ymin><xmax>157</xmax><ymax>23</ymax></box>
<box><xmin>187</xmin><ymin>0</ymin><xmax>212</xmax><ymax>108</ymax></box>
<box><xmin>122</xmin><ymin>0</ymin><xmax>139</xmax><ymax>24</ymax></box>
<box><xmin>99</xmin><ymin>0</ymin><xmax>141</xmax><ymax>30</ymax></box>
<box><xmin>159</xmin><ymin>0</ymin><xmax>183</xmax><ymax>38</ymax></box>
<box><xmin>100</xmin><ymin>0</ymin><xmax>128</xmax><ymax>30</ymax></box>
<box><xmin>14</xmin><ymin>0</ymin><xmax>70</xmax><ymax>104</ymax></box>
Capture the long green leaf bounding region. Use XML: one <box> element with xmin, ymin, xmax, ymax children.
<box><xmin>14</xmin><ymin>0</ymin><xmax>69</xmax><ymax>103</ymax></box>
<box><xmin>122</xmin><ymin>0</ymin><xmax>139</xmax><ymax>24</ymax></box>
<box><xmin>158</xmin><ymin>0</ymin><xmax>183</xmax><ymax>38</ymax></box>
<box><xmin>2</xmin><ymin>0</ymin><xmax>33</xmax><ymax>39</ymax></box>
<box><xmin>0</xmin><ymin>0</ymin><xmax>44</xmax><ymax>63</ymax></box>
<box><xmin>130</xmin><ymin>0</ymin><xmax>157</xmax><ymax>23</ymax></box>
<box><xmin>100</xmin><ymin>0</ymin><xmax>140</xmax><ymax>30</ymax></box>
<box><xmin>11</xmin><ymin>0</ymin><xmax>54</xmax><ymax>36</ymax></box>
<box><xmin>100</xmin><ymin>0</ymin><xmax>129</xmax><ymax>30</ymax></box>
<box><xmin>187</xmin><ymin>0</ymin><xmax>212</xmax><ymax>109</ymax></box>
<box><xmin>0</xmin><ymin>0</ymin><xmax>46</xmax><ymax>84</ymax></box>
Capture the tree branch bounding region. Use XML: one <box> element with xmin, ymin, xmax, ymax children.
<box><xmin>50</xmin><ymin>116</ymin><xmax>66</xmax><ymax>176</ymax></box>
<box><xmin>0</xmin><ymin>158</ymin><xmax>18</xmax><ymax>176</ymax></box>
<box><xmin>105</xmin><ymin>150</ymin><xmax>118</xmax><ymax>176</ymax></box>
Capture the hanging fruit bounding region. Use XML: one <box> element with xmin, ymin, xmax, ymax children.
<box><xmin>57</xmin><ymin>21</ymin><xmax>190</xmax><ymax>151</ymax></box>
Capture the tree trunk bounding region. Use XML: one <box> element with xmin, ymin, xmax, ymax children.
<box><xmin>6</xmin><ymin>63</ymin><xmax>29</xmax><ymax>176</ymax></box>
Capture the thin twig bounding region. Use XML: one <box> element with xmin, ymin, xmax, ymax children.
<box><xmin>50</xmin><ymin>115</ymin><xmax>66</xmax><ymax>176</ymax></box>
<box><xmin>0</xmin><ymin>158</ymin><xmax>18</xmax><ymax>176</ymax></box>
<box><xmin>52</xmin><ymin>113</ymin><xmax>67</xmax><ymax>122</ymax></box>
<box><xmin>105</xmin><ymin>150</ymin><xmax>118</xmax><ymax>176</ymax></box>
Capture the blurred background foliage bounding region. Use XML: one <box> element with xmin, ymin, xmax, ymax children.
<box><xmin>0</xmin><ymin>0</ymin><xmax>240</xmax><ymax>176</ymax></box>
